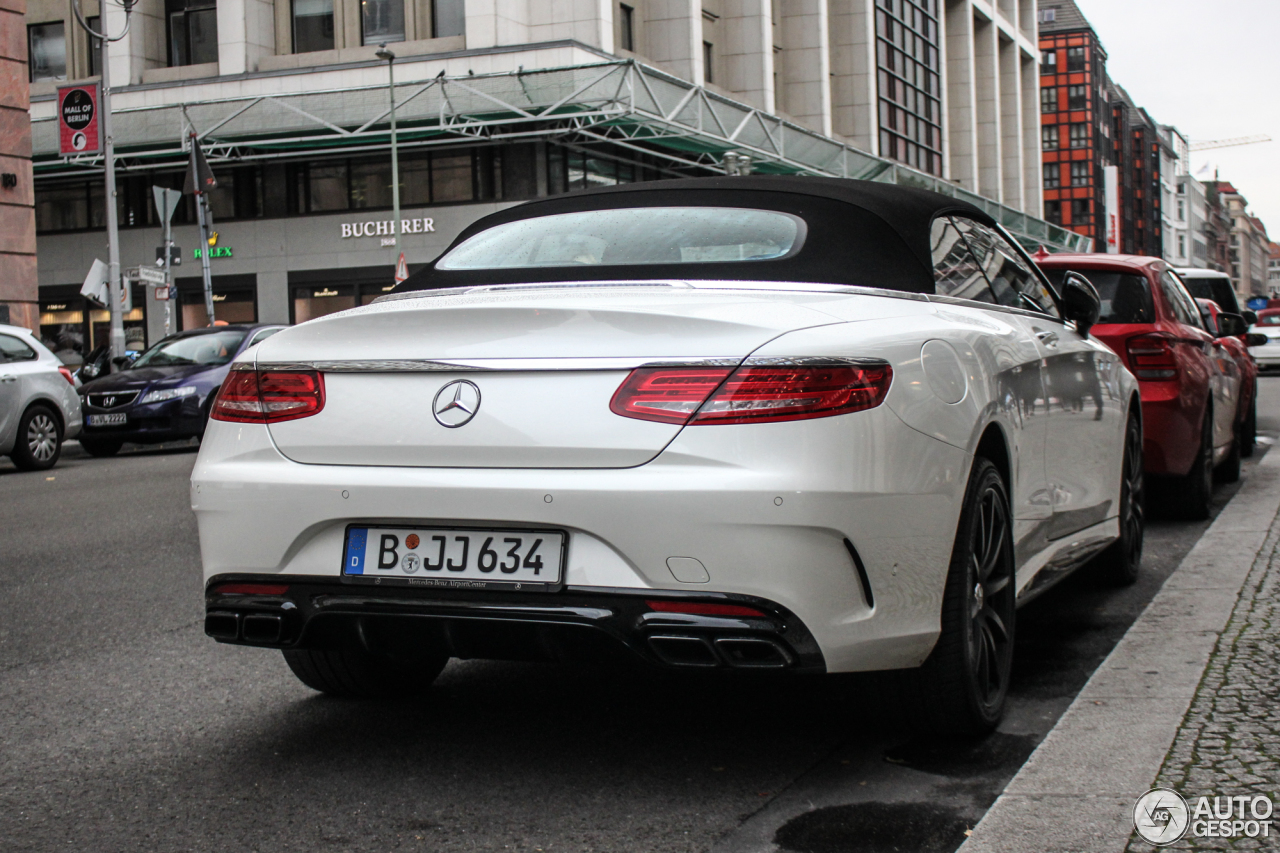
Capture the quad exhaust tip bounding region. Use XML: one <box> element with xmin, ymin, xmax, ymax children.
<box><xmin>205</xmin><ymin>611</ymin><xmax>284</xmax><ymax>644</ymax></box>
<box><xmin>648</xmin><ymin>634</ymin><xmax>792</xmax><ymax>669</ymax></box>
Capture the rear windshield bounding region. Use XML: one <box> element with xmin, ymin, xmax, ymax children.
<box><xmin>131</xmin><ymin>331</ymin><xmax>247</xmax><ymax>368</ymax></box>
<box><xmin>1042</xmin><ymin>269</ymin><xmax>1154</xmax><ymax>324</ymax></box>
<box><xmin>436</xmin><ymin>207</ymin><xmax>804</xmax><ymax>270</ymax></box>
<box><xmin>1257</xmin><ymin>313</ymin><xmax>1280</xmax><ymax>326</ymax></box>
<box><xmin>1179</xmin><ymin>275</ymin><xmax>1239</xmax><ymax>313</ymax></box>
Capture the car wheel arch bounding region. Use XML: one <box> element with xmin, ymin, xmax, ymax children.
<box><xmin>972</xmin><ymin>421</ymin><xmax>1012</xmax><ymax>490</ymax></box>
<box><xmin>22</xmin><ymin>398</ymin><xmax>64</xmax><ymax>436</ymax></box>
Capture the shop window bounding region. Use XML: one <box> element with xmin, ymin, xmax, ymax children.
<box><xmin>181</xmin><ymin>291</ymin><xmax>257</xmax><ymax>329</ymax></box>
<box><xmin>39</xmin><ymin>303</ymin><xmax>87</xmax><ymax>366</ymax></box>
<box><xmin>432</xmin><ymin>0</ymin><xmax>465</xmax><ymax>37</ymax></box>
<box><xmin>36</xmin><ymin>183</ymin><xmax>89</xmax><ymax>232</ymax></box>
<box><xmin>432</xmin><ymin>152</ymin><xmax>473</xmax><ymax>202</ymax></box>
<box><xmin>309</xmin><ymin>162</ymin><xmax>350</xmax><ymax>211</ymax></box>
<box><xmin>167</xmin><ymin>0</ymin><xmax>218</xmax><ymax>66</ymax></box>
<box><xmin>293</xmin><ymin>286</ymin><xmax>356</xmax><ymax>323</ymax></box>
<box><xmin>28</xmin><ymin>22</ymin><xmax>67</xmax><ymax>82</ymax></box>
<box><xmin>1041</xmin><ymin>125</ymin><xmax>1059</xmax><ymax>150</ymax></box>
<box><xmin>1042</xmin><ymin>162</ymin><xmax>1060</xmax><ymax>189</ymax></box>
<box><xmin>293</xmin><ymin>0</ymin><xmax>334</xmax><ymax>53</ymax></box>
<box><xmin>351</xmin><ymin>158</ymin><xmax>394</xmax><ymax>209</ymax></box>
<box><xmin>362</xmin><ymin>0</ymin><xmax>404</xmax><ymax>45</ymax></box>
<box><xmin>1070</xmin><ymin>161</ymin><xmax>1089</xmax><ymax>186</ymax></box>
<box><xmin>1066</xmin><ymin>85</ymin><xmax>1087</xmax><ymax>110</ymax></box>
<box><xmin>619</xmin><ymin>3</ymin><xmax>635</xmax><ymax>51</ymax></box>
<box><xmin>1066</xmin><ymin>46</ymin><xmax>1085</xmax><ymax>72</ymax></box>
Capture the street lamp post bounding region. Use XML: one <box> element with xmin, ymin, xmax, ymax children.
<box><xmin>72</xmin><ymin>0</ymin><xmax>136</xmax><ymax>361</ymax></box>
<box><xmin>375</xmin><ymin>44</ymin><xmax>400</xmax><ymax>258</ymax></box>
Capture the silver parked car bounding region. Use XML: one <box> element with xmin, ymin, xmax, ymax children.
<box><xmin>0</xmin><ymin>323</ymin><xmax>82</xmax><ymax>470</ymax></box>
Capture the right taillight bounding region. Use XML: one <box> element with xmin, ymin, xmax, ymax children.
<box><xmin>610</xmin><ymin>361</ymin><xmax>892</xmax><ymax>425</ymax></box>
<box><xmin>211</xmin><ymin>366</ymin><xmax>325</xmax><ymax>423</ymax></box>
<box><xmin>1126</xmin><ymin>333</ymin><xmax>1177</xmax><ymax>380</ymax></box>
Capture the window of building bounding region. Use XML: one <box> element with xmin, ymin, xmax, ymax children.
<box><xmin>874</xmin><ymin>0</ymin><xmax>943</xmax><ymax>176</ymax></box>
<box><xmin>619</xmin><ymin>4</ymin><xmax>635</xmax><ymax>51</ymax></box>
<box><xmin>167</xmin><ymin>0</ymin><xmax>218</xmax><ymax>66</ymax></box>
<box><xmin>293</xmin><ymin>0</ymin><xmax>334</xmax><ymax>53</ymax></box>
<box><xmin>1040</xmin><ymin>49</ymin><xmax>1056</xmax><ymax>74</ymax></box>
<box><xmin>87</xmin><ymin>16</ymin><xmax>102</xmax><ymax>76</ymax></box>
<box><xmin>1038</xmin><ymin>8</ymin><xmax>1057</xmax><ymax>23</ymax></box>
<box><xmin>1177</xmin><ymin>198</ymin><xmax>1185</xmax><ymax>220</ymax></box>
<box><xmin>432</xmin><ymin>0</ymin><xmax>465</xmax><ymax>38</ymax></box>
<box><xmin>361</xmin><ymin>0</ymin><xmax>404</xmax><ymax>45</ymax></box>
<box><xmin>1067</xmin><ymin>85</ymin><xmax>1087</xmax><ymax>110</ymax></box>
<box><xmin>1043</xmin><ymin>162</ymin><xmax>1060</xmax><ymax>188</ymax></box>
<box><xmin>1070</xmin><ymin>161</ymin><xmax>1089</xmax><ymax>186</ymax></box>
<box><xmin>703</xmin><ymin>41</ymin><xmax>714</xmax><ymax>84</ymax></box>
<box><xmin>1041</xmin><ymin>125</ymin><xmax>1059</xmax><ymax>150</ymax></box>
<box><xmin>1041</xmin><ymin>86</ymin><xmax>1056</xmax><ymax>114</ymax></box>
<box><xmin>1066</xmin><ymin>46</ymin><xmax>1085</xmax><ymax>72</ymax></box>
<box><xmin>1045</xmin><ymin>200</ymin><xmax>1062</xmax><ymax>224</ymax></box>
<box><xmin>1071</xmin><ymin>198</ymin><xmax>1090</xmax><ymax>223</ymax></box>
<box><xmin>28</xmin><ymin>22</ymin><xmax>66</xmax><ymax>82</ymax></box>
<box><xmin>1069</xmin><ymin>123</ymin><xmax>1089</xmax><ymax>148</ymax></box>
<box><xmin>1178</xmin><ymin>233</ymin><xmax>1186</xmax><ymax>257</ymax></box>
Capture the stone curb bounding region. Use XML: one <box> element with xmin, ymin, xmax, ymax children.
<box><xmin>957</xmin><ymin>451</ymin><xmax>1280</xmax><ymax>853</ymax></box>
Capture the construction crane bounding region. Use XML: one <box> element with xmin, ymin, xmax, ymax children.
<box><xmin>1190</xmin><ymin>135</ymin><xmax>1272</xmax><ymax>152</ymax></box>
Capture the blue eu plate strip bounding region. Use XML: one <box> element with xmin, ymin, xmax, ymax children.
<box><xmin>345</xmin><ymin>528</ymin><xmax>368</xmax><ymax>575</ymax></box>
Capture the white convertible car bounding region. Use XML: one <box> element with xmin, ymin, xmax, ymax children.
<box><xmin>194</xmin><ymin>177</ymin><xmax>1141</xmax><ymax>734</ymax></box>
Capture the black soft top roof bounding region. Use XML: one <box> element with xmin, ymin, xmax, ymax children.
<box><xmin>394</xmin><ymin>176</ymin><xmax>993</xmax><ymax>294</ymax></box>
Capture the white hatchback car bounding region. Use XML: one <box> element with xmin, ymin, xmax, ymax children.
<box><xmin>0</xmin><ymin>323</ymin><xmax>82</xmax><ymax>470</ymax></box>
<box><xmin>194</xmin><ymin>177</ymin><xmax>1140</xmax><ymax>734</ymax></box>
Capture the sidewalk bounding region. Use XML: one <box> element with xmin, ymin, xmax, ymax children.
<box><xmin>960</xmin><ymin>450</ymin><xmax>1280</xmax><ymax>852</ymax></box>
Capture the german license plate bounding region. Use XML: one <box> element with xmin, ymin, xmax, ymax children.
<box><xmin>343</xmin><ymin>525</ymin><xmax>566</xmax><ymax>589</ymax></box>
<box><xmin>87</xmin><ymin>413</ymin><xmax>127</xmax><ymax>426</ymax></box>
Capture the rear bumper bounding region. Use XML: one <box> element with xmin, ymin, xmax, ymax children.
<box><xmin>204</xmin><ymin>576</ymin><xmax>826</xmax><ymax>672</ymax></box>
<box><xmin>1249</xmin><ymin>343</ymin><xmax>1280</xmax><ymax>369</ymax></box>
<box><xmin>1136</xmin><ymin>380</ymin><xmax>1200</xmax><ymax>476</ymax></box>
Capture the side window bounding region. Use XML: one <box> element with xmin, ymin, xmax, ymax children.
<box><xmin>246</xmin><ymin>327</ymin><xmax>282</xmax><ymax>348</ymax></box>
<box><xmin>966</xmin><ymin>221</ymin><xmax>1061</xmax><ymax>317</ymax></box>
<box><xmin>1160</xmin><ymin>271</ymin><xmax>1203</xmax><ymax>330</ymax></box>
<box><xmin>930</xmin><ymin>217</ymin><xmax>997</xmax><ymax>304</ymax></box>
<box><xmin>0</xmin><ymin>334</ymin><xmax>38</xmax><ymax>363</ymax></box>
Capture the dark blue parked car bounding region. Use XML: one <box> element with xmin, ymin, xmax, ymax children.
<box><xmin>77</xmin><ymin>324</ymin><xmax>284</xmax><ymax>456</ymax></box>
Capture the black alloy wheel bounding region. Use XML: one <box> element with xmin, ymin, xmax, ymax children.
<box><xmin>896</xmin><ymin>457</ymin><xmax>1015</xmax><ymax>736</ymax></box>
<box><xmin>1094</xmin><ymin>411</ymin><xmax>1144</xmax><ymax>586</ymax></box>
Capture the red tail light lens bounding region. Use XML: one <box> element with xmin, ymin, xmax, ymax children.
<box><xmin>57</xmin><ymin>367</ymin><xmax>76</xmax><ymax>386</ymax></box>
<box><xmin>645</xmin><ymin>600</ymin><xmax>766</xmax><ymax>617</ymax></box>
<box><xmin>1126</xmin><ymin>334</ymin><xmax>1177</xmax><ymax>380</ymax></box>
<box><xmin>609</xmin><ymin>367</ymin><xmax>735</xmax><ymax>423</ymax></box>
<box><xmin>611</xmin><ymin>362</ymin><xmax>892</xmax><ymax>425</ymax></box>
<box><xmin>211</xmin><ymin>367</ymin><xmax>325</xmax><ymax>423</ymax></box>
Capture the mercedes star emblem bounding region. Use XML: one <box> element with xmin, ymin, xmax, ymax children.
<box><xmin>432</xmin><ymin>379</ymin><xmax>481</xmax><ymax>428</ymax></box>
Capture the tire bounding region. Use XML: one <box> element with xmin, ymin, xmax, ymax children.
<box><xmin>79</xmin><ymin>436</ymin><xmax>124</xmax><ymax>457</ymax></box>
<box><xmin>1169</xmin><ymin>404</ymin><xmax>1213</xmax><ymax>520</ymax></box>
<box><xmin>283</xmin><ymin>647</ymin><xmax>449</xmax><ymax>699</ymax></box>
<box><xmin>894</xmin><ymin>457</ymin><xmax>1016</xmax><ymax>736</ymax></box>
<box><xmin>1092</xmin><ymin>411</ymin><xmax>1144</xmax><ymax>586</ymax></box>
<box><xmin>1240</xmin><ymin>392</ymin><xmax>1257</xmax><ymax>459</ymax></box>
<box><xmin>10</xmin><ymin>405</ymin><xmax>62</xmax><ymax>471</ymax></box>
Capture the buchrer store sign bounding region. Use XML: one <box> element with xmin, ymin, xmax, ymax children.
<box><xmin>58</xmin><ymin>85</ymin><xmax>101</xmax><ymax>156</ymax></box>
<box><xmin>342</xmin><ymin>217</ymin><xmax>436</xmax><ymax>240</ymax></box>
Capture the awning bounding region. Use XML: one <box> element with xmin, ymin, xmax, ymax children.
<box><xmin>31</xmin><ymin>59</ymin><xmax>1091</xmax><ymax>253</ymax></box>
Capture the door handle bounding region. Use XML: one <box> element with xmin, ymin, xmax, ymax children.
<box><xmin>1034</xmin><ymin>330</ymin><xmax>1060</xmax><ymax>346</ymax></box>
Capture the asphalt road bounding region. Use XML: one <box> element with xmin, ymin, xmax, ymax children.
<box><xmin>2</xmin><ymin>379</ymin><xmax>1278</xmax><ymax>853</ymax></box>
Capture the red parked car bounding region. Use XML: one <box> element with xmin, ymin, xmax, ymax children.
<box><xmin>1038</xmin><ymin>254</ymin><xmax>1241</xmax><ymax>518</ymax></box>
<box><xmin>1196</xmin><ymin>297</ymin><xmax>1261</xmax><ymax>459</ymax></box>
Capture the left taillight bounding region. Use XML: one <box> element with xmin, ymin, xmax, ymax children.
<box><xmin>57</xmin><ymin>367</ymin><xmax>75</xmax><ymax>386</ymax></box>
<box><xmin>210</xmin><ymin>366</ymin><xmax>325</xmax><ymax>423</ymax></box>
<box><xmin>610</xmin><ymin>361</ymin><xmax>892</xmax><ymax>426</ymax></box>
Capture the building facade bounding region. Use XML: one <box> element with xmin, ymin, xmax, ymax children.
<box><xmin>26</xmin><ymin>0</ymin><xmax>1082</xmax><ymax>364</ymax></box>
<box><xmin>3</xmin><ymin>0</ymin><xmax>38</xmax><ymax>331</ymax></box>
<box><xmin>1208</xmin><ymin>181</ymin><xmax>1269</xmax><ymax>303</ymax></box>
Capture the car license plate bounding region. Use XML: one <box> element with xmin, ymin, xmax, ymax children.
<box><xmin>87</xmin><ymin>413</ymin><xmax>128</xmax><ymax>426</ymax></box>
<box><xmin>343</xmin><ymin>525</ymin><xmax>566</xmax><ymax>589</ymax></box>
